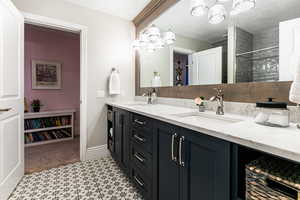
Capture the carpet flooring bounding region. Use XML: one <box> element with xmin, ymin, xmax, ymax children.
<box><xmin>25</xmin><ymin>137</ymin><xmax>80</xmax><ymax>174</ymax></box>
<box><xmin>9</xmin><ymin>156</ymin><xmax>143</xmax><ymax>200</ymax></box>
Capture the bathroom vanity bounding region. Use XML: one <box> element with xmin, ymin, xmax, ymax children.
<box><xmin>107</xmin><ymin>102</ymin><xmax>300</xmax><ymax>200</ymax></box>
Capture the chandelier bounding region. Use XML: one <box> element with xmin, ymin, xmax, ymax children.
<box><xmin>132</xmin><ymin>25</ymin><xmax>176</xmax><ymax>52</ymax></box>
<box><xmin>190</xmin><ymin>0</ymin><xmax>256</xmax><ymax>24</ymax></box>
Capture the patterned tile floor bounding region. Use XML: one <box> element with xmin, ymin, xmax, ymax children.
<box><xmin>9</xmin><ymin>156</ymin><xmax>143</xmax><ymax>200</ymax></box>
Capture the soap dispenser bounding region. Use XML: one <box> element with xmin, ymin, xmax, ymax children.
<box><xmin>254</xmin><ymin>98</ymin><xmax>290</xmax><ymax>127</ymax></box>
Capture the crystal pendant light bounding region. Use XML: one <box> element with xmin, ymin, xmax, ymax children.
<box><xmin>232</xmin><ymin>0</ymin><xmax>256</xmax><ymax>13</ymax></box>
<box><xmin>190</xmin><ymin>0</ymin><xmax>208</xmax><ymax>17</ymax></box>
<box><xmin>208</xmin><ymin>4</ymin><xmax>227</xmax><ymax>24</ymax></box>
<box><xmin>163</xmin><ymin>30</ymin><xmax>176</xmax><ymax>45</ymax></box>
<box><xmin>147</xmin><ymin>25</ymin><xmax>161</xmax><ymax>42</ymax></box>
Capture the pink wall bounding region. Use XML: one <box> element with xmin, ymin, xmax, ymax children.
<box><xmin>25</xmin><ymin>24</ymin><xmax>80</xmax><ymax>135</ymax></box>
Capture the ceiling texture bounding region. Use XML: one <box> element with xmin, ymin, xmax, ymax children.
<box><xmin>153</xmin><ymin>0</ymin><xmax>300</xmax><ymax>42</ymax></box>
<box><xmin>64</xmin><ymin>0</ymin><xmax>151</xmax><ymax>20</ymax></box>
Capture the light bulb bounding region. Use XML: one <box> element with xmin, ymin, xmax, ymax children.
<box><xmin>163</xmin><ymin>30</ymin><xmax>176</xmax><ymax>45</ymax></box>
<box><xmin>208</xmin><ymin>4</ymin><xmax>227</xmax><ymax>24</ymax></box>
<box><xmin>190</xmin><ymin>0</ymin><xmax>208</xmax><ymax>17</ymax></box>
<box><xmin>232</xmin><ymin>0</ymin><xmax>256</xmax><ymax>13</ymax></box>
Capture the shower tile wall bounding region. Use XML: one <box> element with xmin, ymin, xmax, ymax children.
<box><xmin>252</xmin><ymin>27</ymin><xmax>279</xmax><ymax>82</ymax></box>
<box><xmin>235</xmin><ymin>26</ymin><xmax>279</xmax><ymax>83</ymax></box>
<box><xmin>236</xmin><ymin>27</ymin><xmax>253</xmax><ymax>82</ymax></box>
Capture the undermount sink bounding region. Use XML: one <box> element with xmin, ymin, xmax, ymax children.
<box><xmin>172</xmin><ymin>112</ymin><xmax>243</xmax><ymax>125</ymax></box>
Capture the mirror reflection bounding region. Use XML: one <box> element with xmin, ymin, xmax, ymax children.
<box><xmin>138</xmin><ymin>0</ymin><xmax>300</xmax><ymax>88</ymax></box>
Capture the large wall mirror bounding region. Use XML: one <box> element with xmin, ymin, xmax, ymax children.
<box><xmin>138</xmin><ymin>0</ymin><xmax>300</xmax><ymax>88</ymax></box>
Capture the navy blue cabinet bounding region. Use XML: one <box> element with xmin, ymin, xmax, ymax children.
<box><xmin>154</xmin><ymin>121</ymin><xmax>231</xmax><ymax>200</ymax></box>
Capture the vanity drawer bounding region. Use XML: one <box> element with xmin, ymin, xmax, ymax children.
<box><xmin>131</xmin><ymin>166</ymin><xmax>152</xmax><ymax>200</ymax></box>
<box><xmin>131</xmin><ymin>128</ymin><xmax>153</xmax><ymax>153</ymax></box>
<box><xmin>131</xmin><ymin>142</ymin><xmax>152</xmax><ymax>178</ymax></box>
<box><xmin>132</xmin><ymin>114</ymin><xmax>153</xmax><ymax>130</ymax></box>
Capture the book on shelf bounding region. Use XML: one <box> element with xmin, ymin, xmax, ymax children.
<box><xmin>25</xmin><ymin>128</ymin><xmax>72</xmax><ymax>144</ymax></box>
<box><xmin>25</xmin><ymin>116</ymin><xmax>71</xmax><ymax>130</ymax></box>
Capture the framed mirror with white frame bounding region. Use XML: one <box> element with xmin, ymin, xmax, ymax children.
<box><xmin>136</xmin><ymin>0</ymin><xmax>300</xmax><ymax>88</ymax></box>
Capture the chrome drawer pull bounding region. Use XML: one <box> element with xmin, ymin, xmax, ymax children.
<box><xmin>134</xmin><ymin>176</ymin><xmax>144</xmax><ymax>187</ymax></box>
<box><xmin>171</xmin><ymin>133</ymin><xmax>177</xmax><ymax>162</ymax></box>
<box><xmin>179</xmin><ymin>136</ymin><xmax>185</xmax><ymax>167</ymax></box>
<box><xmin>134</xmin><ymin>119</ymin><xmax>146</xmax><ymax>125</ymax></box>
<box><xmin>134</xmin><ymin>153</ymin><xmax>145</xmax><ymax>163</ymax></box>
<box><xmin>134</xmin><ymin>134</ymin><xmax>146</xmax><ymax>143</ymax></box>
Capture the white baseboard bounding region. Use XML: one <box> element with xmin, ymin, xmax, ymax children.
<box><xmin>85</xmin><ymin>144</ymin><xmax>109</xmax><ymax>160</ymax></box>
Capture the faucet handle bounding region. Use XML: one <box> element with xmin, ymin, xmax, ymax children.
<box><xmin>214</xmin><ymin>88</ymin><xmax>223</xmax><ymax>94</ymax></box>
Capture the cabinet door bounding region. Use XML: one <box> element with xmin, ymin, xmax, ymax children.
<box><xmin>114</xmin><ymin>108</ymin><xmax>122</xmax><ymax>161</ymax></box>
<box><xmin>156</xmin><ymin>122</ymin><xmax>180</xmax><ymax>200</ymax></box>
<box><xmin>114</xmin><ymin>109</ymin><xmax>130</xmax><ymax>171</ymax></box>
<box><xmin>121</xmin><ymin>110</ymin><xmax>130</xmax><ymax>172</ymax></box>
<box><xmin>181</xmin><ymin>129</ymin><xmax>231</xmax><ymax>200</ymax></box>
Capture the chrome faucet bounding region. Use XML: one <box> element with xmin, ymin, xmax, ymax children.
<box><xmin>210</xmin><ymin>88</ymin><xmax>224</xmax><ymax>115</ymax></box>
<box><xmin>143</xmin><ymin>88</ymin><xmax>157</xmax><ymax>104</ymax></box>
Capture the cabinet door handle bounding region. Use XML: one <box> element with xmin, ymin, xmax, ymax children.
<box><xmin>134</xmin><ymin>175</ymin><xmax>144</xmax><ymax>187</ymax></box>
<box><xmin>171</xmin><ymin>133</ymin><xmax>177</xmax><ymax>162</ymax></box>
<box><xmin>179</xmin><ymin>136</ymin><xmax>185</xmax><ymax>167</ymax></box>
<box><xmin>134</xmin><ymin>153</ymin><xmax>145</xmax><ymax>163</ymax></box>
<box><xmin>133</xmin><ymin>134</ymin><xmax>146</xmax><ymax>143</ymax></box>
<box><xmin>134</xmin><ymin>119</ymin><xmax>146</xmax><ymax>125</ymax></box>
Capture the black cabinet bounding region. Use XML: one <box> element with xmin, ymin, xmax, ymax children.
<box><xmin>109</xmin><ymin>107</ymin><xmax>232</xmax><ymax>200</ymax></box>
<box><xmin>181</xmin><ymin>129</ymin><xmax>231</xmax><ymax>200</ymax></box>
<box><xmin>154</xmin><ymin>121</ymin><xmax>231</xmax><ymax>200</ymax></box>
<box><xmin>155</xmin><ymin>122</ymin><xmax>180</xmax><ymax>200</ymax></box>
<box><xmin>112</xmin><ymin>108</ymin><xmax>130</xmax><ymax>172</ymax></box>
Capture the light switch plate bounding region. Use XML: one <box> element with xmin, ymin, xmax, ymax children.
<box><xmin>97</xmin><ymin>90</ymin><xmax>105</xmax><ymax>98</ymax></box>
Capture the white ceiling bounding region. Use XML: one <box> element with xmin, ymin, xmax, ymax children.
<box><xmin>64</xmin><ymin>0</ymin><xmax>151</xmax><ymax>20</ymax></box>
<box><xmin>153</xmin><ymin>0</ymin><xmax>300</xmax><ymax>42</ymax></box>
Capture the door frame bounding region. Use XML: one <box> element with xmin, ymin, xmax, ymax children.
<box><xmin>22</xmin><ymin>12</ymin><xmax>88</xmax><ymax>161</ymax></box>
<box><xmin>169</xmin><ymin>46</ymin><xmax>195</xmax><ymax>86</ymax></box>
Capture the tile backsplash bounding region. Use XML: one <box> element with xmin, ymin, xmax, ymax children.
<box><xmin>135</xmin><ymin>96</ymin><xmax>300</xmax><ymax>123</ymax></box>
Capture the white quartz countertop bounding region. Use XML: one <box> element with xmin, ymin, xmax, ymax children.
<box><xmin>107</xmin><ymin>101</ymin><xmax>300</xmax><ymax>163</ymax></box>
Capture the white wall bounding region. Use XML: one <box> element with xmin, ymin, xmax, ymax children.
<box><xmin>12</xmin><ymin>0</ymin><xmax>136</xmax><ymax>148</ymax></box>
<box><xmin>140</xmin><ymin>33</ymin><xmax>211</xmax><ymax>87</ymax></box>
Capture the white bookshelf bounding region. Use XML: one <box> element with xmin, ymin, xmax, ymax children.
<box><xmin>24</xmin><ymin>109</ymin><xmax>75</xmax><ymax>147</ymax></box>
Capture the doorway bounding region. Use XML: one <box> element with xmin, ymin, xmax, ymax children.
<box><xmin>24</xmin><ymin>23</ymin><xmax>80</xmax><ymax>173</ymax></box>
<box><xmin>23</xmin><ymin>13</ymin><xmax>88</xmax><ymax>173</ymax></box>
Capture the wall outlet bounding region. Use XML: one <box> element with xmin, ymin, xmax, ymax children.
<box><xmin>96</xmin><ymin>90</ymin><xmax>105</xmax><ymax>98</ymax></box>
